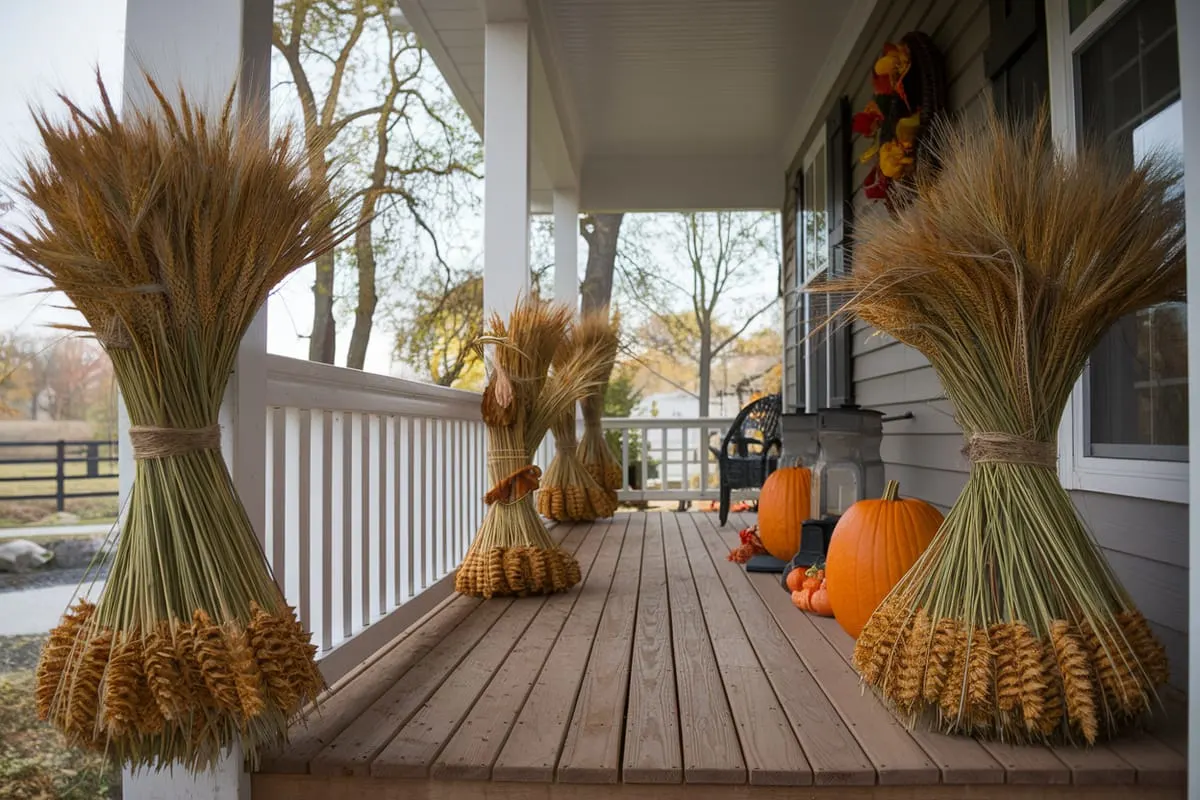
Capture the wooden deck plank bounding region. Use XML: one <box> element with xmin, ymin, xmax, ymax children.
<box><xmin>977</xmin><ymin>740</ymin><xmax>1071</xmax><ymax>785</ymax></box>
<box><xmin>556</xmin><ymin>515</ymin><xmax>647</xmax><ymax>783</ymax></box>
<box><xmin>373</xmin><ymin>523</ymin><xmax>609</xmax><ymax>778</ymax></box>
<box><xmin>1050</xmin><ymin>743</ymin><xmax>1136</xmax><ymax>786</ymax></box>
<box><xmin>661</xmin><ymin>512</ymin><xmax>747</xmax><ymax>785</ymax></box>
<box><xmin>805</xmin><ymin>611</ymin><xmax>1007</xmax><ymax>785</ymax></box>
<box><xmin>677</xmin><ymin>513</ymin><xmax>812</xmax><ymax>786</ymax></box>
<box><xmin>621</xmin><ymin>513</ymin><xmax>684</xmax><ymax>784</ymax></box>
<box><xmin>741</xmin><ymin>566</ymin><xmax>940</xmax><ymax>786</ymax></box>
<box><xmin>431</xmin><ymin>522</ymin><xmax>614</xmax><ymax>782</ymax></box>
<box><xmin>311</xmin><ymin>524</ymin><xmax>590</xmax><ymax>776</ymax></box>
<box><xmin>260</xmin><ymin>594</ymin><xmax>481</xmax><ymax>773</ymax></box>
<box><xmin>491</xmin><ymin>516</ymin><xmax>631</xmax><ymax>782</ymax></box>
<box><xmin>692</xmin><ymin>512</ymin><xmax>875</xmax><ymax>786</ymax></box>
<box><xmin>255</xmin><ymin>772</ymin><xmax>1192</xmax><ymax>799</ymax></box>
<box><xmin>1106</xmin><ymin>731</ymin><xmax>1188</xmax><ymax>786</ymax></box>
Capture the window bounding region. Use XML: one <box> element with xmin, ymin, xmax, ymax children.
<box><xmin>796</xmin><ymin>132</ymin><xmax>831</xmax><ymax>413</ymax></box>
<box><xmin>1049</xmin><ymin>0</ymin><xmax>1188</xmax><ymax>501</ymax></box>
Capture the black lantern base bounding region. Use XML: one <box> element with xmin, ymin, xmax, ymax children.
<box><xmin>779</xmin><ymin>516</ymin><xmax>841</xmax><ymax>590</ymax></box>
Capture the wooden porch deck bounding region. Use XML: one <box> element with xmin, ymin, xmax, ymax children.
<box><xmin>255</xmin><ymin>512</ymin><xmax>1187</xmax><ymax>799</ymax></box>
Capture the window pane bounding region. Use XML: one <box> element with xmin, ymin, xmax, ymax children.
<box><xmin>1078</xmin><ymin>0</ymin><xmax>1185</xmax><ymax>460</ymax></box>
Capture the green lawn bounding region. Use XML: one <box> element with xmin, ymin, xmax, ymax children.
<box><xmin>0</xmin><ymin>460</ymin><xmax>119</xmax><ymax>527</ymax></box>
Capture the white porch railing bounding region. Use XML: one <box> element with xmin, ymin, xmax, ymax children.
<box><xmin>260</xmin><ymin>359</ymin><xmax>736</xmax><ymax>681</ymax></box>
<box><xmin>600</xmin><ymin>416</ymin><xmax>734</xmax><ymax>503</ymax></box>
<box><xmin>263</xmin><ymin>355</ymin><xmax>485</xmax><ymax>682</ymax></box>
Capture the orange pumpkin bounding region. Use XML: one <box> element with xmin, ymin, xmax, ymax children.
<box><xmin>825</xmin><ymin>479</ymin><xmax>943</xmax><ymax>638</ymax></box>
<box><xmin>757</xmin><ymin>466</ymin><xmax>812</xmax><ymax>561</ymax></box>
<box><xmin>809</xmin><ymin>580</ymin><xmax>833</xmax><ymax>617</ymax></box>
<box><xmin>785</xmin><ymin>568</ymin><xmax>805</xmax><ymax>592</ymax></box>
<box><xmin>791</xmin><ymin>589</ymin><xmax>810</xmax><ymax>610</ymax></box>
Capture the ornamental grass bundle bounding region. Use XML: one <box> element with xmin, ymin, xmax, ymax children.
<box><xmin>4</xmin><ymin>76</ymin><xmax>351</xmax><ymax>768</ymax></box>
<box><xmin>818</xmin><ymin>106</ymin><xmax>1182</xmax><ymax>744</ymax></box>
<box><xmin>577</xmin><ymin>309</ymin><xmax>622</xmax><ymax>502</ymax></box>
<box><xmin>456</xmin><ymin>297</ymin><xmax>608</xmax><ymax>598</ymax></box>
<box><xmin>537</xmin><ymin>310</ymin><xmax>620</xmax><ymax>521</ymax></box>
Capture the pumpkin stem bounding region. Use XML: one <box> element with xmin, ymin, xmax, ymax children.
<box><xmin>882</xmin><ymin>479</ymin><xmax>900</xmax><ymax>501</ymax></box>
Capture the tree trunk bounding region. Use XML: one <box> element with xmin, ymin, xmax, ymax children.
<box><xmin>698</xmin><ymin>319</ymin><xmax>713</xmax><ymax>417</ymax></box>
<box><xmin>579</xmin><ymin>213</ymin><xmax>623</xmax><ymax>315</ymax></box>
<box><xmin>309</xmin><ymin>250</ymin><xmax>337</xmax><ymax>364</ymax></box>
<box><xmin>345</xmin><ymin>220</ymin><xmax>378</xmax><ymax>370</ymax></box>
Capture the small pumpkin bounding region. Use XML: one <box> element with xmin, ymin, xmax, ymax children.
<box><xmin>785</xmin><ymin>567</ymin><xmax>806</xmax><ymax>592</ymax></box>
<box><xmin>791</xmin><ymin>589</ymin><xmax>810</xmax><ymax>610</ymax></box>
<box><xmin>757</xmin><ymin>466</ymin><xmax>812</xmax><ymax>561</ymax></box>
<box><xmin>825</xmin><ymin>479</ymin><xmax>943</xmax><ymax>638</ymax></box>
<box><xmin>809</xmin><ymin>580</ymin><xmax>833</xmax><ymax>617</ymax></box>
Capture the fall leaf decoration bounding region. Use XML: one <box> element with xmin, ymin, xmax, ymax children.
<box><xmin>855</xmin><ymin>32</ymin><xmax>945</xmax><ymax>203</ymax></box>
<box><xmin>727</xmin><ymin>525</ymin><xmax>768</xmax><ymax>564</ymax></box>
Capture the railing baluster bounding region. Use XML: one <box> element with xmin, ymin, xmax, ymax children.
<box><xmin>430</xmin><ymin>418</ymin><xmax>441</xmax><ymax>580</ymax></box>
<box><xmin>385</xmin><ymin>415</ymin><xmax>397</xmax><ymax>611</ymax></box>
<box><xmin>374</xmin><ymin>414</ymin><xmax>387</xmax><ymax>618</ymax></box>
<box><xmin>398</xmin><ymin>416</ymin><xmax>412</xmax><ymax>603</ymax></box>
<box><xmin>320</xmin><ymin>411</ymin><xmax>333</xmax><ymax>652</ymax></box>
<box><xmin>413</xmin><ymin>418</ymin><xmax>426</xmax><ymax>592</ymax></box>
<box><xmin>341</xmin><ymin>412</ymin><xmax>354</xmax><ymax>639</ymax></box>
<box><xmin>297</xmin><ymin>408</ymin><xmax>312</xmax><ymax>634</ymax></box>
<box><xmin>360</xmin><ymin>414</ymin><xmax>373</xmax><ymax>630</ymax></box>
<box><xmin>270</xmin><ymin>407</ymin><xmax>287</xmax><ymax>594</ymax></box>
<box><xmin>681</xmin><ymin>425</ymin><xmax>690</xmax><ymax>495</ymax></box>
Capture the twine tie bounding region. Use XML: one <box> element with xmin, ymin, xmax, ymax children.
<box><xmin>129</xmin><ymin>425</ymin><xmax>221</xmax><ymax>460</ymax></box>
<box><xmin>963</xmin><ymin>432</ymin><xmax>1056</xmax><ymax>468</ymax></box>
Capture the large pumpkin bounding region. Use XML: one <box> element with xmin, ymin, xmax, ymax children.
<box><xmin>756</xmin><ymin>466</ymin><xmax>812</xmax><ymax>561</ymax></box>
<box><xmin>825</xmin><ymin>479</ymin><xmax>943</xmax><ymax>638</ymax></box>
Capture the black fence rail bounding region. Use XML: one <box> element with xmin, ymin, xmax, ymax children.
<box><xmin>0</xmin><ymin>439</ymin><xmax>119</xmax><ymax>511</ymax></box>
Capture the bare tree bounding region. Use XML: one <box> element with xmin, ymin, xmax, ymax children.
<box><xmin>618</xmin><ymin>212</ymin><xmax>778</xmax><ymax>416</ymax></box>
<box><xmin>273</xmin><ymin>0</ymin><xmax>480</xmax><ymax>367</ymax></box>
<box><xmin>579</xmin><ymin>214</ymin><xmax>623</xmax><ymax>315</ymax></box>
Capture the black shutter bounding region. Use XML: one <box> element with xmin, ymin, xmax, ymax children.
<box><xmin>793</xmin><ymin>168</ymin><xmax>807</xmax><ymax>412</ymax></box>
<box><xmin>826</xmin><ymin>96</ymin><xmax>854</xmax><ymax>408</ymax></box>
<box><xmin>986</xmin><ymin>0</ymin><xmax>1049</xmax><ymax>120</ymax></box>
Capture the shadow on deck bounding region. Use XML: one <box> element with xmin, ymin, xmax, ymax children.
<box><xmin>255</xmin><ymin>512</ymin><xmax>1187</xmax><ymax>799</ymax></box>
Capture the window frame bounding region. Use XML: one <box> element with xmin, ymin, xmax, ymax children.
<box><xmin>796</xmin><ymin>128</ymin><xmax>832</xmax><ymax>414</ymax></box>
<box><xmin>1047</xmin><ymin>0</ymin><xmax>1189</xmax><ymax>503</ymax></box>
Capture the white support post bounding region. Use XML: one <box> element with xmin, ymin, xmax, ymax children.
<box><xmin>120</xmin><ymin>1</ymin><xmax>271</xmax><ymax>798</ymax></box>
<box><xmin>482</xmin><ymin>18</ymin><xmax>532</xmax><ymax>321</ymax></box>
<box><xmin>553</xmin><ymin>190</ymin><xmax>580</xmax><ymax>312</ymax></box>
<box><xmin>1176</xmin><ymin>2</ymin><xmax>1200</xmax><ymax>795</ymax></box>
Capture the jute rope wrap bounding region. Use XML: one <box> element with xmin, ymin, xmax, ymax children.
<box><xmin>963</xmin><ymin>432</ymin><xmax>1056</xmax><ymax>468</ymax></box>
<box><xmin>129</xmin><ymin>425</ymin><xmax>221</xmax><ymax>460</ymax></box>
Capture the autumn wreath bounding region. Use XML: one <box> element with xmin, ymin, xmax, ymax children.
<box><xmin>855</xmin><ymin>32</ymin><xmax>946</xmax><ymax>204</ymax></box>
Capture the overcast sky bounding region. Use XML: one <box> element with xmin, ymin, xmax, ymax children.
<box><xmin>0</xmin><ymin>0</ymin><xmax>397</xmax><ymax>373</ymax></box>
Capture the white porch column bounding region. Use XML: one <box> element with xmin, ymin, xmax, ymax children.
<box><xmin>1178</xmin><ymin>1</ymin><xmax>1200</xmax><ymax>795</ymax></box>
<box><xmin>120</xmin><ymin>1</ymin><xmax>271</xmax><ymax>798</ymax></box>
<box><xmin>482</xmin><ymin>17</ymin><xmax>532</xmax><ymax>320</ymax></box>
<box><xmin>553</xmin><ymin>190</ymin><xmax>580</xmax><ymax>311</ymax></box>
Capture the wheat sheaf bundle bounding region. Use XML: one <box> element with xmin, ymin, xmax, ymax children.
<box><xmin>820</xmin><ymin>105</ymin><xmax>1181</xmax><ymax>744</ymax></box>
<box><xmin>538</xmin><ymin>310</ymin><xmax>620</xmax><ymax>521</ymax></box>
<box><xmin>4</xmin><ymin>75</ymin><xmax>352</xmax><ymax>768</ymax></box>
<box><xmin>456</xmin><ymin>297</ymin><xmax>608</xmax><ymax>598</ymax></box>
<box><xmin>577</xmin><ymin>308</ymin><xmax>623</xmax><ymax>505</ymax></box>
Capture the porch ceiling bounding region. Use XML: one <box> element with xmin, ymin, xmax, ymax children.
<box><xmin>396</xmin><ymin>0</ymin><xmax>873</xmax><ymax>211</ymax></box>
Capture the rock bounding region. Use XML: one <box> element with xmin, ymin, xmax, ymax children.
<box><xmin>45</xmin><ymin>537</ymin><xmax>107</xmax><ymax>570</ymax></box>
<box><xmin>0</xmin><ymin>540</ymin><xmax>55</xmax><ymax>573</ymax></box>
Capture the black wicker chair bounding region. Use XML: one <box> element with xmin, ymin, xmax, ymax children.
<box><xmin>709</xmin><ymin>394</ymin><xmax>783</xmax><ymax>526</ymax></box>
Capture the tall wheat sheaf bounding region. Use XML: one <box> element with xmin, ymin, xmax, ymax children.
<box><xmin>815</xmin><ymin>107</ymin><xmax>1181</xmax><ymax>744</ymax></box>
<box><xmin>2</xmin><ymin>76</ymin><xmax>353</xmax><ymax>768</ymax></box>
<box><xmin>537</xmin><ymin>309</ymin><xmax>620</xmax><ymax>521</ymax></box>
<box><xmin>455</xmin><ymin>297</ymin><xmax>608</xmax><ymax>597</ymax></box>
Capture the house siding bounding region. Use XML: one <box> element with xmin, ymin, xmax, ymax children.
<box><xmin>782</xmin><ymin>0</ymin><xmax>1188</xmax><ymax>689</ymax></box>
